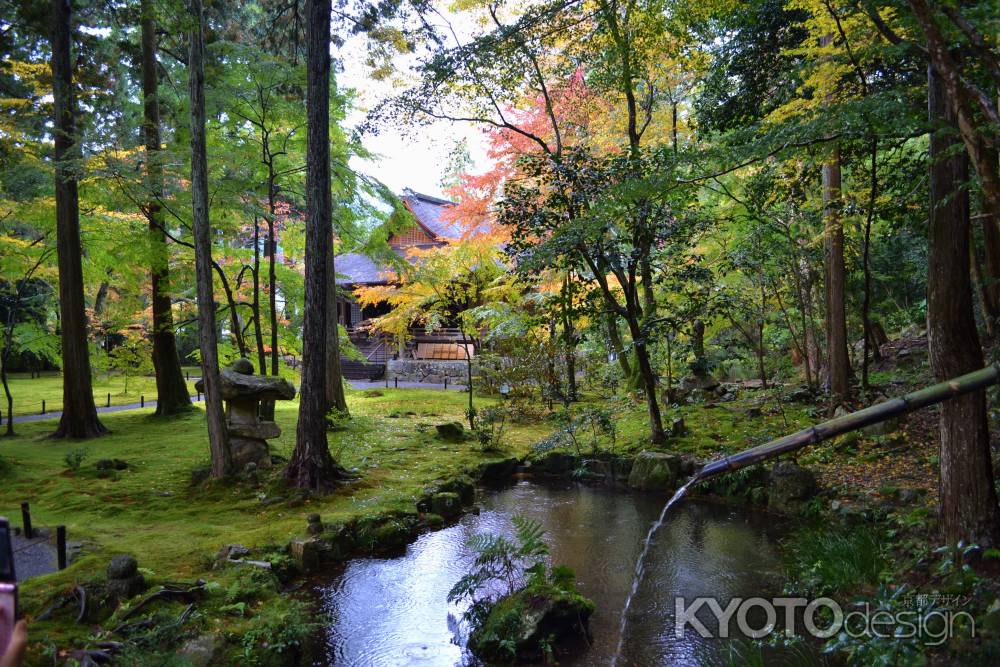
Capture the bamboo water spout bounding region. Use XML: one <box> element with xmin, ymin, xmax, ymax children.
<box><xmin>697</xmin><ymin>364</ymin><xmax>1000</xmax><ymax>481</ymax></box>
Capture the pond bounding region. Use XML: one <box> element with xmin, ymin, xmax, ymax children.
<box><xmin>316</xmin><ymin>479</ymin><xmax>803</xmax><ymax>666</ymax></box>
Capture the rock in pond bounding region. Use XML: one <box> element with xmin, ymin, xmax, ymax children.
<box><xmin>628</xmin><ymin>451</ymin><xmax>681</xmax><ymax>491</ymax></box>
<box><xmin>431</xmin><ymin>492</ymin><xmax>462</xmax><ymax>518</ymax></box>
<box><xmin>469</xmin><ymin>584</ymin><xmax>595</xmax><ymax>663</ymax></box>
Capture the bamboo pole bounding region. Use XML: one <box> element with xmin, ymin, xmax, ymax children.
<box><xmin>698</xmin><ymin>364</ymin><xmax>1000</xmax><ymax>480</ymax></box>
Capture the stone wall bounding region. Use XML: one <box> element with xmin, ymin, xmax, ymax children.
<box><xmin>386</xmin><ymin>359</ymin><xmax>472</xmax><ymax>384</ymax></box>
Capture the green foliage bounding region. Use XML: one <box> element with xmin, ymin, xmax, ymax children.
<box><xmin>63</xmin><ymin>447</ymin><xmax>89</xmax><ymax>471</ymax></box>
<box><xmin>474</xmin><ymin>405</ymin><xmax>511</xmax><ymax>452</ymax></box>
<box><xmin>783</xmin><ymin>524</ymin><xmax>888</xmax><ymax>597</ymax></box>
<box><xmin>237</xmin><ymin>598</ymin><xmax>316</xmax><ymax>666</ymax></box>
<box><xmin>824</xmin><ymin>584</ymin><xmax>932</xmax><ymax>667</ymax></box>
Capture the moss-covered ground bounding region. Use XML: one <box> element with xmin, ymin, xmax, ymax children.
<box><xmin>2</xmin><ymin>369</ymin><xmax>202</xmax><ymax>417</ymax></box>
<box><xmin>0</xmin><ymin>381</ymin><xmax>828</xmax><ymax>663</ymax></box>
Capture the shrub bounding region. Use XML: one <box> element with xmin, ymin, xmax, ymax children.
<box><xmin>475</xmin><ymin>406</ymin><xmax>510</xmax><ymax>452</ymax></box>
<box><xmin>64</xmin><ymin>447</ymin><xmax>89</xmax><ymax>471</ymax></box>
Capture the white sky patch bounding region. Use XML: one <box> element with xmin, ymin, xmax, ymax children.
<box><xmin>336</xmin><ymin>4</ymin><xmax>490</xmax><ymax>199</ymax></box>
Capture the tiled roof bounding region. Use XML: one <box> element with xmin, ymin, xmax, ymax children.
<box><xmin>336</xmin><ymin>190</ymin><xmax>464</xmax><ymax>286</ymax></box>
<box><xmin>401</xmin><ymin>189</ymin><xmax>463</xmax><ymax>240</ymax></box>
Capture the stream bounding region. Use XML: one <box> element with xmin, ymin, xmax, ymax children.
<box><xmin>315</xmin><ymin>479</ymin><xmax>806</xmax><ymax>666</ymax></box>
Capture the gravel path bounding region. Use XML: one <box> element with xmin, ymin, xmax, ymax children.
<box><xmin>11</xmin><ymin>533</ymin><xmax>56</xmax><ymax>582</ymax></box>
<box><xmin>7</xmin><ymin>380</ymin><xmax>464</xmax><ymax>424</ymax></box>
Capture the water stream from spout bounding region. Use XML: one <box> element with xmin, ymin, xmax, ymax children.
<box><xmin>610</xmin><ymin>474</ymin><xmax>699</xmax><ymax>667</ymax></box>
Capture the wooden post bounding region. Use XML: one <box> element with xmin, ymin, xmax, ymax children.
<box><xmin>57</xmin><ymin>525</ymin><xmax>67</xmax><ymax>569</ymax></box>
<box><xmin>140</xmin><ymin>395</ymin><xmax>144</xmax><ymax>408</ymax></box>
<box><xmin>394</xmin><ymin>377</ymin><xmax>398</xmax><ymax>388</ymax></box>
<box><xmin>20</xmin><ymin>502</ymin><xmax>32</xmax><ymax>539</ymax></box>
<box><xmin>107</xmin><ymin>393</ymin><xmax>110</xmax><ymax>407</ymax></box>
<box><xmin>444</xmin><ymin>378</ymin><xmax>448</xmax><ymax>390</ymax></box>
<box><xmin>41</xmin><ymin>399</ymin><xmax>45</xmax><ymax>414</ymax></box>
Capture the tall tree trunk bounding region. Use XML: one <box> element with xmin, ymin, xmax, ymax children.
<box><xmin>972</xmin><ymin>244</ymin><xmax>997</xmax><ymax>339</ymax></box>
<box><xmin>285</xmin><ymin>0</ymin><xmax>345</xmax><ymax>492</ymax></box>
<box><xmin>561</xmin><ymin>273</ymin><xmax>577</xmax><ymax>402</ymax></box>
<box><xmin>823</xmin><ymin>142</ymin><xmax>851</xmax><ymax>403</ymax></box>
<box><xmin>979</xmin><ymin>145</ymin><xmax>1000</xmax><ymax>339</ymax></box>
<box><xmin>49</xmin><ymin>0</ymin><xmax>106</xmax><ymax>439</ymax></box>
<box><xmin>605</xmin><ymin>311</ymin><xmax>632</xmax><ymax>379</ymax></box>
<box><xmin>189</xmin><ymin>0</ymin><xmax>231</xmax><ymax>476</ymax></box>
<box><xmin>861</xmin><ymin>139</ymin><xmax>878</xmax><ymax>392</ymax></box>
<box><xmin>623</xmin><ymin>313</ymin><xmax>665</xmax><ymax>444</ymax></box>
<box><xmin>325</xmin><ymin>244</ymin><xmax>348</xmax><ymax>413</ymax></box>
<box><xmin>142</xmin><ymin>0</ymin><xmax>191</xmax><ymax>417</ymax></box>
<box><xmin>268</xmin><ymin>219</ymin><xmax>279</xmax><ymax>376</ymax></box>
<box><xmin>252</xmin><ymin>217</ymin><xmax>267</xmax><ymax>373</ymax></box>
<box><xmin>927</xmin><ymin>65</ymin><xmax>1000</xmax><ymax>548</ymax></box>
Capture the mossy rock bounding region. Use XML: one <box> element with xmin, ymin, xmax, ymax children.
<box><xmin>438</xmin><ymin>475</ymin><xmax>475</xmax><ymax>505</ymax></box>
<box><xmin>627</xmin><ymin>451</ymin><xmax>681</xmax><ymax>491</ymax></box>
<box><xmin>468</xmin><ymin>583</ymin><xmax>595</xmax><ymax>663</ymax></box>
<box><xmin>422</xmin><ymin>513</ymin><xmax>445</xmax><ymax>529</ymax></box>
<box><xmin>355</xmin><ymin>514</ymin><xmax>418</xmax><ymax>553</ymax></box>
<box><xmin>431</xmin><ymin>492</ymin><xmax>462</xmax><ymax>518</ymax></box>
<box><xmin>317</xmin><ymin>523</ymin><xmax>356</xmax><ymax>562</ymax></box>
<box><xmin>530</xmin><ymin>451</ymin><xmax>578</xmax><ymax>476</ymax></box>
<box><xmin>435</xmin><ymin>422</ymin><xmax>467</xmax><ymax>442</ymax></box>
<box><xmin>476</xmin><ymin>457</ymin><xmax>519</xmax><ymax>483</ymax></box>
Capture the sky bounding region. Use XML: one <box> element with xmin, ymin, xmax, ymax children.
<box><xmin>334</xmin><ymin>9</ymin><xmax>489</xmax><ymax>200</ymax></box>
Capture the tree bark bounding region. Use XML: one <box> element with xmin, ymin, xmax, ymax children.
<box><xmin>252</xmin><ymin>216</ymin><xmax>267</xmax><ymax>374</ymax></box>
<box><xmin>823</xmin><ymin>141</ymin><xmax>851</xmax><ymax>403</ymax></box>
<box><xmin>49</xmin><ymin>0</ymin><xmax>106</xmax><ymax>439</ymax></box>
<box><xmin>604</xmin><ymin>311</ymin><xmax>632</xmax><ymax>379</ymax></box>
<box><xmin>142</xmin><ymin>0</ymin><xmax>191</xmax><ymax>417</ymax></box>
<box><xmin>285</xmin><ymin>0</ymin><xmax>345</xmax><ymax>492</ymax></box>
<box><xmin>268</xmin><ymin>216</ymin><xmax>279</xmax><ymax>376</ymax></box>
<box><xmin>189</xmin><ymin>0</ymin><xmax>231</xmax><ymax>477</ymax></box>
<box><xmin>325</xmin><ymin>242</ymin><xmax>348</xmax><ymax>413</ymax></box>
<box><xmin>978</xmin><ymin>145</ymin><xmax>1000</xmax><ymax>339</ymax></box>
<box><xmin>926</xmin><ymin>64</ymin><xmax>1000</xmax><ymax>548</ymax></box>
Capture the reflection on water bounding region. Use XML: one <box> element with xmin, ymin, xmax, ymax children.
<box><xmin>317</xmin><ymin>480</ymin><xmax>795</xmax><ymax>666</ymax></box>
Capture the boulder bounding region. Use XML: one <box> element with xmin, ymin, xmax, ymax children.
<box><xmin>435</xmin><ymin>422</ymin><xmax>467</xmax><ymax>442</ymax></box>
<box><xmin>531</xmin><ymin>451</ymin><xmax>578</xmax><ymax>475</ymax></box>
<box><xmin>431</xmin><ymin>492</ymin><xmax>462</xmax><ymax>518</ymax></box>
<box><xmin>628</xmin><ymin>451</ymin><xmax>681</xmax><ymax>491</ymax></box>
<box><xmin>476</xmin><ymin>457</ymin><xmax>519</xmax><ymax>482</ymax></box>
<box><xmin>216</xmin><ymin>544</ymin><xmax>250</xmax><ymax>564</ymax></box>
<box><xmin>316</xmin><ymin>524</ymin><xmax>356</xmax><ymax>562</ymax></box>
<box><xmin>438</xmin><ymin>475</ymin><xmax>475</xmax><ymax>505</ymax></box>
<box><xmin>768</xmin><ymin>462</ymin><xmax>817</xmax><ymax>509</ymax></box>
<box><xmin>95</xmin><ymin>459</ymin><xmax>128</xmax><ymax>471</ymax></box>
<box><xmin>307</xmin><ymin>513</ymin><xmax>323</xmax><ymax>535</ymax></box>
<box><xmin>468</xmin><ymin>586</ymin><xmax>594</xmax><ymax>663</ymax></box>
<box><xmin>107</xmin><ymin>554</ymin><xmax>138</xmax><ymax>579</ymax></box>
<box><xmin>176</xmin><ymin>634</ymin><xmax>220</xmax><ymax>667</ymax></box>
<box><xmin>679</xmin><ymin>373</ymin><xmax>720</xmax><ymax>392</ymax></box>
<box><xmin>862</xmin><ymin>417</ymin><xmax>901</xmax><ymax>438</ymax></box>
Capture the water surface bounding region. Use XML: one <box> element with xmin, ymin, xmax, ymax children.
<box><xmin>317</xmin><ymin>480</ymin><xmax>796</xmax><ymax>666</ymax></box>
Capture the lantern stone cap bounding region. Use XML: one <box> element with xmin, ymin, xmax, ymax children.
<box><xmin>194</xmin><ymin>359</ymin><xmax>296</xmax><ymax>401</ymax></box>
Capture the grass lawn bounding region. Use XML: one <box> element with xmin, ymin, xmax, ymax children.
<box><xmin>0</xmin><ymin>382</ymin><xmax>812</xmax><ymax>662</ymax></box>
<box><xmin>2</xmin><ymin>370</ymin><xmax>202</xmax><ymax>417</ymax></box>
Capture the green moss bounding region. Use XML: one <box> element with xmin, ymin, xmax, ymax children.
<box><xmin>468</xmin><ymin>581</ymin><xmax>595</xmax><ymax>663</ymax></box>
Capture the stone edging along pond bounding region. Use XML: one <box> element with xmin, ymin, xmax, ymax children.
<box><xmin>281</xmin><ymin>449</ymin><xmax>820</xmax><ymax>575</ymax></box>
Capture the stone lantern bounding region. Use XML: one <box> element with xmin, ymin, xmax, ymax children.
<box><xmin>195</xmin><ymin>358</ymin><xmax>296</xmax><ymax>469</ymax></box>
